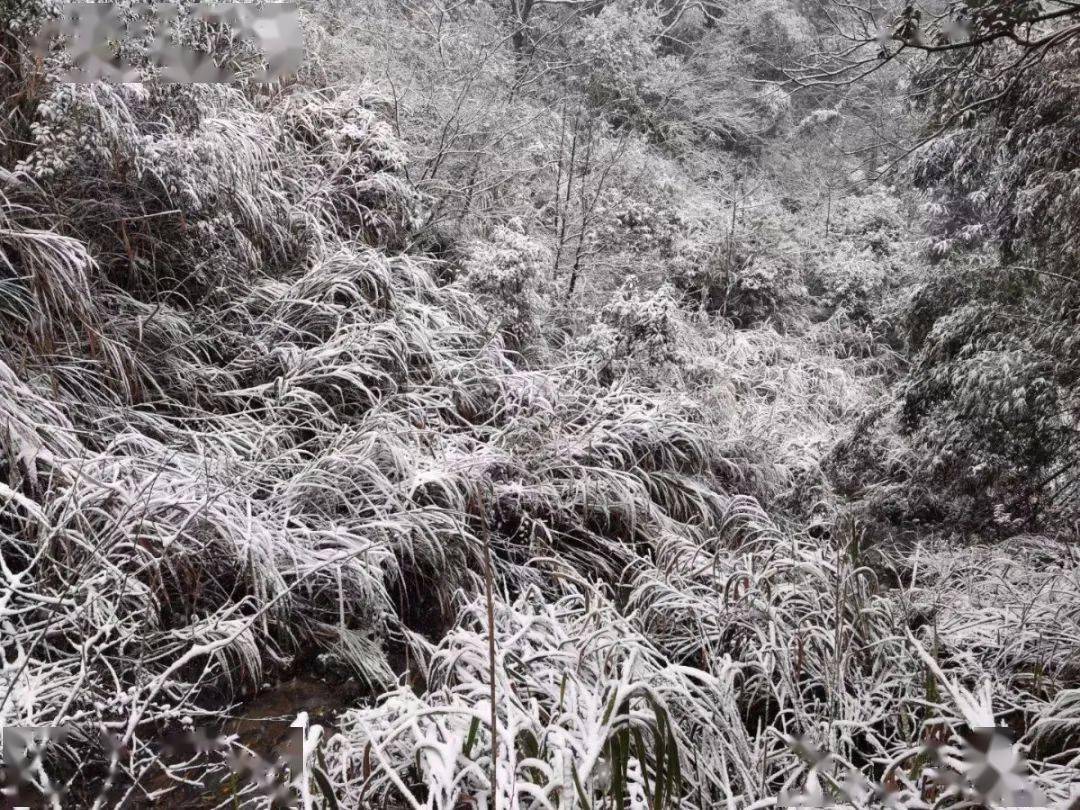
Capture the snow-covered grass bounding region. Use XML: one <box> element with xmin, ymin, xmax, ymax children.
<box><xmin>324</xmin><ymin>516</ymin><xmax>1080</xmax><ymax>809</ymax></box>
<box><xmin>326</xmin><ymin>587</ymin><xmax>719</xmax><ymax>809</ymax></box>
<box><xmin>0</xmin><ymin>72</ymin><xmax>757</xmax><ymax>805</ymax></box>
<box><xmin>1</xmin><ymin>18</ymin><xmax>1079</xmax><ymax>810</ymax></box>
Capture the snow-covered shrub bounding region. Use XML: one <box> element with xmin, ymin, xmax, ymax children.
<box><xmin>897</xmin><ymin>258</ymin><xmax>1079</xmax><ymax>532</ymax></box>
<box><xmin>752</xmin><ymin>85</ymin><xmax>792</xmax><ymax>136</ymax></box>
<box><xmin>732</xmin><ymin>0</ymin><xmax>815</xmax><ymax>77</ymax></box>
<box><xmin>280</xmin><ymin>86</ymin><xmax>424</xmax><ymax>246</ymax></box>
<box><xmin>901</xmin><ymin>307</ymin><xmax>1067</xmax><ymax>532</ymax></box>
<box><xmin>568</xmin><ymin>2</ymin><xmax>687</xmax><ymax>137</ymax></box>
<box><xmin>724</xmin><ymin>255</ymin><xmax>799</xmax><ymax>327</ymax></box>
<box><xmin>592</xmin><ymin>185</ymin><xmax>687</xmax><ymax>257</ymax></box>
<box><xmin>829</xmin><ymin>185</ymin><xmax>911</xmax><ymax>257</ymax></box>
<box><xmin>669</xmin><ymin>236</ymin><xmax>732</xmax><ymax>311</ymax></box>
<box><xmin>897</xmin><ymin>29</ymin><xmax>1080</xmax><ymax>530</ymax></box>
<box><xmin>571</xmin><ymin>279</ymin><xmax>682</xmax><ymax>385</ymax></box>
<box><xmin>806</xmin><ymin>245</ymin><xmax>891</xmax><ymax>324</ymax></box>
<box><xmin>794</xmin><ymin>107</ymin><xmax>841</xmax><ymax>137</ymax></box>
<box><xmin>821</xmin><ymin>401</ymin><xmax>927</xmax><ymax>538</ymax></box>
<box><xmin>669</xmin><ymin>213</ymin><xmax>801</xmax><ymax>323</ymax></box>
<box><xmin>666</xmin><ymin>197</ymin><xmax>807</xmax><ymax>328</ymax></box>
<box><xmin>570</xmin><ymin>3</ymin><xmax>659</xmax><ymax>96</ymax></box>
<box><xmin>461</xmin><ymin>219</ymin><xmax>552</xmax><ymax>356</ymax></box>
<box><xmin>799</xmin><ymin>188</ymin><xmax>919</xmax><ymax>357</ymax></box>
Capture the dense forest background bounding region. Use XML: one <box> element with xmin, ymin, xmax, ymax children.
<box><xmin>1</xmin><ymin>0</ymin><xmax>1079</xmax><ymax>806</ymax></box>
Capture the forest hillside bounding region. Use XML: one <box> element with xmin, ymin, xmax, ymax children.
<box><xmin>1</xmin><ymin>0</ymin><xmax>1079</xmax><ymax>807</ymax></box>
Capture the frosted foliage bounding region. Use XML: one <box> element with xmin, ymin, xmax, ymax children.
<box><xmin>327</xmin><ymin>516</ymin><xmax>1080</xmax><ymax>809</ymax></box>
<box><xmin>3</xmin><ymin>1</ymin><xmax>1080</xmax><ymax>807</ymax></box>
<box><xmin>463</xmin><ymin>220</ymin><xmax>552</xmax><ymax>351</ymax></box>
<box><xmin>327</xmin><ymin>589</ymin><xmax>717</xmax><ymax>809</ymax></box>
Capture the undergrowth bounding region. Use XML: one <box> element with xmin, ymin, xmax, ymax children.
<box><xmin>1</xmin><ymin>6</ymin><xmax>1078</xmax><ymax>809</ymax></box>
